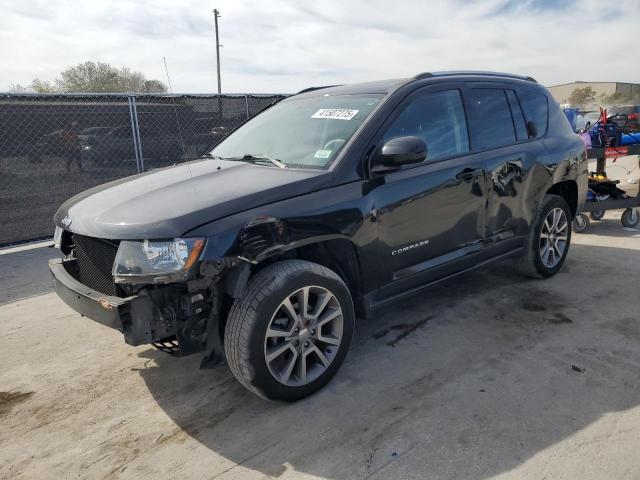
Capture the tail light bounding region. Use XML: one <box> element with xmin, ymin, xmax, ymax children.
<box><xmin>628</xmin><ymin>113</ymin><xmax>639</xmax><ymax>121</ymax></box>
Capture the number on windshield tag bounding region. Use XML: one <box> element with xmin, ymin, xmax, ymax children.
<box><xmin>312</xmin><ymin>109</ymin><xmax>359</xmax><ymax>120</ymax></box>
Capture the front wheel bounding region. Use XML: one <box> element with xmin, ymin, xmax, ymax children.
<box><xmin>513</xmin><ymin>194</ymin><xmax>572</xmax><ymax>278</ymax></box>
<box><xmin>224</xmin><ymin>260</ymin><xmax>354</xmax><ymax>401</ymax></box>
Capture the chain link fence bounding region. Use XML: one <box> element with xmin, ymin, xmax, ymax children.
<box><xmin>0</xmin><ymin>93</ymin><xmax>286</xmax><ymax>246</ymax></box>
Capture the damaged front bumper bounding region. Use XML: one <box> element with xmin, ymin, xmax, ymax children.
<box><xmin>49</xmin><ymin>258</ymin><xmax>155</xmax><ymax>346</ymax></box>
<box><xmin>50</xmin><ymin>255</ymin><xmax>229</xmax><ymax>366</ymax></box>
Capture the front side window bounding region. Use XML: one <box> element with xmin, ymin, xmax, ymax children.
<box><xmin>383</xmin><ymin>89</ymin><xmax>469</xmax><ymax>162</ymax></box>
<box><xmin>469</xmin><ymin>89</ymin><xmax>516</xmax><ymax>150</ymax></box>
<box><xmin>210</xmin><ymin>94</ymin><xmax>383</xmax><ymax>169</ymax></box>
<box><xmin>517</xmin><ymin>89</ymin><xmax>548</xmax><ymax>138</ymax></box>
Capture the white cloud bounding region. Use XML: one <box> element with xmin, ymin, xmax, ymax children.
<box><xmin>0</xmin><ymin>0</ymin><xmax>638</xmax><ymax>93</ymax></box>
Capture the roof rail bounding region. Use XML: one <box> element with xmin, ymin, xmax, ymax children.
<box><xmin>413</xmin><ymin>71</ymin><xmax>537</xmax><ymax>83</ymax></box>
<box><xmin>296</xmin><ymin>85</ymin><xmax>342</xmax><ymax>94</ymax></box>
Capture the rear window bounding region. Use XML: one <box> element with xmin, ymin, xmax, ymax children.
<box><xmin>517</xmin><ymin>90</ymin><xmax>548</xmax><ymax>138</ymax></box>
<box><xmin>468</xmin><ymin>89</ymin><xmax>516</xmax><ymax>150</ymax></box>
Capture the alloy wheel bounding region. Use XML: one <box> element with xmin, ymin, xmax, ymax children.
<box><xmin>264</xmin><ymin>286</ymin><xmax>344</xmax><ymax>387</ymax></box>
<box><xmin>539</xmin><ymin>207</ymin><xmax>569</xmax><ymax>268</ymax></box>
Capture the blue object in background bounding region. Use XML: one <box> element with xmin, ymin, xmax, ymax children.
<box><xmin>620</xmin><ymin>132</ymin><xmax>640</xmax><ymax>145</ymax></box>
<box><xmin>589</xmin><ymin>122</ymin><xmax>623</xmax><ymax>147</ymax></box>
<box><xmin>563</xmin><ymin>108</ymin><xmax>578</xmax><ymax>131</ymax></box>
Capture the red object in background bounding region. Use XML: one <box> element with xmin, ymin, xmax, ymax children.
<box><xmin>605</xmin><ymin>146</ymin><xmax>628</xmax><ymax>159</ymax></box>
<box><xmin>599</xmin><ymin>108</ymin><xmax>608</xmax><ymax>124</ymax></box>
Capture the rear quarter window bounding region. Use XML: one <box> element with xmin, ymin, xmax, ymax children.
<box><xmin>517</xmin><ymin>89</ymin><xmax>548</xmax><ymax>138</ymax></box>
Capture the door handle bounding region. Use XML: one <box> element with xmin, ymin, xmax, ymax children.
<box><xmin>456</xmin><ymin>168</ymin><xmax>483</xmax><ymax>182</ymax></box>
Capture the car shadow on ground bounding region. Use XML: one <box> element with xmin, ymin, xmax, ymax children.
<box><xmin>137</xmin><ymin>243</ymin><xmax>640</xmax><ymax>479</ymax></box>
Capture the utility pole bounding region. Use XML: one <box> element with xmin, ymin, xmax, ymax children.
<box><xmin>213</xmin><ymin>9</ymin><xmax>222</xmax><ymax>95</ymax></box>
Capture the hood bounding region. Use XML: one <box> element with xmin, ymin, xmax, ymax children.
<box><xmin>54</xmin><ymin>159</ymin><xmax>329</xmax><ymax>239</ymax></box>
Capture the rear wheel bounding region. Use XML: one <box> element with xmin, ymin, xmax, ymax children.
<box><xmin>513</xmin><ymin>194</ymin><xmax>572</xmax><ymax>278</ymax></box>
<box><xmin>224</xmin><ymin>260</ymin><xmax>354</xmax><ymax>401</ymax></box>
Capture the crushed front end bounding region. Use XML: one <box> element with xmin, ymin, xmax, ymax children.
<box><xmin>49</xmin><ymin>229</ymin><xmax>228</xmax><ymax>363</ymax></box>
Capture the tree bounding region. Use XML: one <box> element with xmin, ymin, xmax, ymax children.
<box><xmin>57</xmin><ymin>62</ymin><xmax>121</xmax><ymax>93</ymax></box>
<box><xmin>8</xmin><ymin>78</ymin><xmax>57</xmax><ymax>93</ymax></box>
<box><xmin>7</xmin><ymin>61</ymin><xmax>168</xmax><ymax>94</ymax></box>
<box><xmin>7</xmin><ymin>83</ymin><xmax>29</xmax><ymax>93</ymax></box>
<box><xmin>568</xmin><ymin>87</ymin><xmax>596</xmax><ymax>108</ymax></box>
<box><xmin>31</xmin><ymin>78</ymin><xmax>58</xmax><ymax>93</ymax></box>
<box><xmin>142</xmin><ymin>79</ymin><xmax>169</xmax><ymax>93</ymax></box>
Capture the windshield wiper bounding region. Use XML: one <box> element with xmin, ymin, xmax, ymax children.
<box><xmin>238</xmin><ymin>154</ymin><xmax>287</xmax><ymax>169</ymax></box>
<box><xmin>204</xmin><ymin>153</ymin><xmax>287</xmax><ymax>168</ymax></box>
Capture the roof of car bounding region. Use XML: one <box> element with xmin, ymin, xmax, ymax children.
<box><xmin>294</xmin><ymin>71</ymin><xmax>538</xmax><ymax>98</ymax></box>
<box><xmin>295</xmin><ymin>79</ymin><xmax>407</xmax><ymax>97</ymax></box>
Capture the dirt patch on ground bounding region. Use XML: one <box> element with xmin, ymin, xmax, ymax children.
<box><xmin>0</xmin><ymin>391</ymin><xmax>33</xmax><ymax>416</ymax></box>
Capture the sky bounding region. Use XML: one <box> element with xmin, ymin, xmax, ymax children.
<box><xmin>0</xmin><ymin>0</ymin><xmax>638</xmax><ymax>93</ymax></box>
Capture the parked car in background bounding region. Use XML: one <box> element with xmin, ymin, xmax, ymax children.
<box><xmin>607</xmin><ymin>105</ymin><xmax>640</xmax><ymax>133</ymax></box>
<box><xmin>575</xmin><ymin>111</ymin><xmax>600</xmax><ymax>132</ymax></box>
<box><xmin>50</xmin><ymin>71</ymin><xmax>587</xmax><ymax>401</ymax></box>
<box><xmin>28</xmin><ymin>129</ymin><xmax>66</xmax><ymax>163</ymax></box>
<box><xmin>78</xmin><ymin>126</ymin><xmax>112</xmax><ymax>144</ymax></box>
<box><xmin>81</xmin><ymin>125</ymin><xmax>183</xmax><ymax>167</ymax></box>
<box><xmin>190</xmin><ymin>119</ymin><xmax>232</xmax><ymax>156</ymax></box>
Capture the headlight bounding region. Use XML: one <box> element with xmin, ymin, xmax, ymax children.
<box><xmin>113</xmin><ymin>238</ymin><xmax>206</xmax><ymax>283</ymax></box>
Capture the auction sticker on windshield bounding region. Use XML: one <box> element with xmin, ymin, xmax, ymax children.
<box><xmin>312</xmin><ymin>109</ymin><xmax>359</xmax><ymax>120</ymax></box>
<box><xmin>314</xmin><ymin>149</ymin><xmax>332</xmax><ymax>159</ymax></box>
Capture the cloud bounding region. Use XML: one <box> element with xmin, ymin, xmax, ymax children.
<box><xmin>0</xmin><ymin>0</ymin><xmax>638</xmax><ymax>93</ymax></box>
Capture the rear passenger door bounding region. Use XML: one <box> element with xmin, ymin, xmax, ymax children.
<box><xmin>465</xmin><ymin>84</ymin><xmax>548</xmax><ymax>251</ymax></box>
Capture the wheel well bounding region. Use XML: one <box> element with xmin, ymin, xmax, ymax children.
<box><xmin>250</xmin><ymin>239</ymin><xmax>365</xmax><ymax>317</ymax></box>
<box><xmin>547</xmin><ymin>180</ymin><xmax>578</xmax><ymax>218</ymax></box>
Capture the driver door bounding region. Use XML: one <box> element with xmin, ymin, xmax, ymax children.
<box><xmin>369</xmin><ymin>84</ymin><xmax>488</xmax><ymax>298</ymax></box>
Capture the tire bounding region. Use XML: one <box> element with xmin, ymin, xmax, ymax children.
<box><xmin>224</xmin><ymin>259</ymin><xmax>355</xmax><ymax>402</ymax></box>
<box><xmin>572</xmin><ymin>214</ymin><xmax>590</xmax><ymax>234</ymax></box>
<box><xmin>590</xmin><ymin>210</ymin><xmax>605</xmax><ymax>221</ymax></box>
<box><xmin>622</xmin><ymin>208</ymin><xmax>639</xmax><ymax>228</ymax></box>
<box><xmin>513</xmin><ymin>194</ymin><xmax>572</xmax><ymax>278</ymax></box>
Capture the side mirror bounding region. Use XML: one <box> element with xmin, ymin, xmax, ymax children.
<box><xmin>374</xmin><ymin>136</ymin><xmax>427</xmax><ymax>171</ymax></box>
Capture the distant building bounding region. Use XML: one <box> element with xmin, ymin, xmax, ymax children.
<box><xmin>548</xmin><ymin>81</ymin><xmax>640</xmax><ymax>105</ymax></box>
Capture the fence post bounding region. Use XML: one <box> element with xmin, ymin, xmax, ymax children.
<box><xmin>244</xmin><ymin>95</ymin><xmax>250</xmax><ymax>120</ymax></box>
<box><xmin>127</xmin><ymin>94</ymin><xmax>142</xmax><ymax>174</ymax></box>
<box><xmin>130</xmin><ymin>95</ymin><xmax>144</xmax><ymax>172</ymax></box>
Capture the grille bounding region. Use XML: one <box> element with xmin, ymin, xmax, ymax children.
<box><xmin>72</xmin><ymin>234</ymin><xmax>119</xmax><ymax>296</ymax></box>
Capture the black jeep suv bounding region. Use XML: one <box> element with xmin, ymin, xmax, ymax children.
<box><xmin>50</xmin><ymin>71</ymin><xmax>587</xmax><ymax>401</ymax></box>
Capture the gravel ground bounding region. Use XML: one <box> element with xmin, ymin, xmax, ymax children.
<box><xmin>1</xmin><ymin>212</ymin><xmax>639</xmax><ymax>480</ymax></box>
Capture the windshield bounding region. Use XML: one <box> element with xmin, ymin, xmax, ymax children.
<box><xmin>210</xmin><ymin>94</ymin><xmax>383</xmax><ymax>168</ymax></box>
